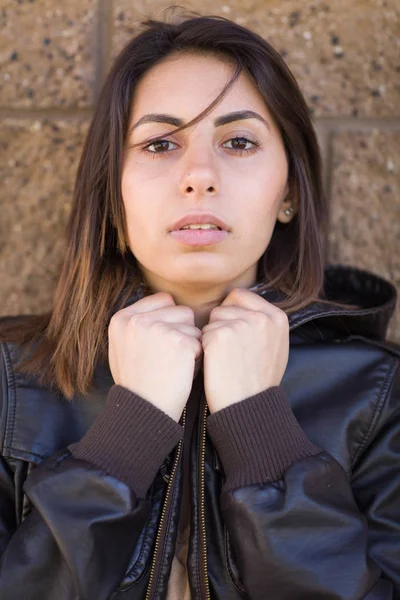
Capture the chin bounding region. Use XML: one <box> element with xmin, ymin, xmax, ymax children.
<box><xmin>172</xmin><ymin>271</ymin><xmax>232</xmax><ymax>287</ymax></box>
<box><xmin>175</xmin><ymin>253</ymin><xmax>233</xmax><ymax>274</ymax></box>
<box><xmin>142</xmin><ymin>254</ymin><xmax>249</xmax><ymax>289</ymax></box>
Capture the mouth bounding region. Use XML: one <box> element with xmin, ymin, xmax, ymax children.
<box><xmin>179</xmin><ymin>224</ymin><xmax>222</xmax><ymax>231</ymax></box>
<box><xmin>168</xmin><ymin>212</ymin><xmax>230</xmax><ymax>246</ymax></box>
<box><xmin>168</xmin><ymin>212</ymin><xmax>230</xmax><ymax>233</ymax></box>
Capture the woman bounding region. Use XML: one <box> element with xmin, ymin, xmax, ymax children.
<box><xmin>0</xmin><ymin>14</ymin><xmax>399</xmax><ymax>600</ymax></box>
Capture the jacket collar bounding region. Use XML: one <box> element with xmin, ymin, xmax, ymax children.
<box><xmin>260</xmin><ymin>264</ymin><xmax>397</xmax><ymax>340</ymax></box>
<box><xmin>126</xmin><ymin>264</ymin><xmax>397</xmax><ymax>342</ymax></box>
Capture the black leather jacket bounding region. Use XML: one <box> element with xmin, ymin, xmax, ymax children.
<box><xmin>0</xmin><ymin>265</ymin><xmax>399</xmax><ymax>600</ymax></box>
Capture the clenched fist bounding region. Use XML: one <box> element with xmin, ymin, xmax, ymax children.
<box><xmin>202</xmin><ymin>288</ymin><xmax>289</xmax><ymax>413</ymax></box>
<box><xmin>108</xmin><ymin>292</ymin><xmax>203</xmax><ymax>422</ymax></box>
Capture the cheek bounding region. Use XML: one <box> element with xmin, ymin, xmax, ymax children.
<box><xmin>239</xmin><ymin>176</ymin><xmax>283</xmax><ymax>227</ymax></box>
<box><xmin>122</xmin><ymin>167</ymin><xmax>152</xmax><ymax>227</ymax></box>
<box><xmin>232</xmin><ymin>182</ymin><xmax>285</xmax><ymax>256</ymax></box>
<box><xmin>121</xmin><ymin>173</ymin><xmax>154</xmax><ymax>256</ymax></box>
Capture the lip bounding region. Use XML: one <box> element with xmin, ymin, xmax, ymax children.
<box><xmin>168</xmin><ymin>212</ymin><xmax>230</xmax><ymax>232</ymax></box>
<box><xmin>169</xmin><ymin>229</ymin><xmax>229</xmax><ymax>246</ymax></box>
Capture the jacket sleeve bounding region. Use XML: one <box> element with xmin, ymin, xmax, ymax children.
<box><xmin>0</xmin><ymin>375</ymin><xmax>183</xmax><ymax>600</ymax></box>
<box><xmin>207</xmin><ymin>360</ymin><xmax>400</xmax><ymax>600</ymax></box>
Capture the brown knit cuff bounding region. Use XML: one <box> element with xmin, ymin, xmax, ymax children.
<box><xmin>68</xmin><ymin>385</ymin><xmax>183</xmax><ymax>498</ymax></box>
<box><xmin>207</xmin><ymin>386</ymin><xmax>321</xmax><ymax>491</ymax></box>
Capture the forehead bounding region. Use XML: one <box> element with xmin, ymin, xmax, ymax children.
<box><xmin>131</xmin><ymin>52</ymin><xmax>273</xmax><ymax>123</ymax></box>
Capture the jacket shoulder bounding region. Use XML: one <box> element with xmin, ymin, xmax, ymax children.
<box><xmin>342</xmin><ymin>333</ymin><xmax>400</xmax><ymax>361</ymax></box>
<box><xmin>0</xmin><ymin>339</ymin><xmax>109</xmax><ymax>465</ymax></box>
<box><xmin>343</xmin><ymin>336</ymin><xmax>400</xmax><ymax>467</ymax></box>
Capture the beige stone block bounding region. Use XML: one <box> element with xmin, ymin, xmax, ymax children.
<box><xmin>328</xmin><ymin>131</ymin><xmax>400</xmax><ymax>342</ymax></box>
<box><xmin>0</xmin><ymin>0</ymin><xmax>97</xmax><ymax>108</ymax></box>
<box><xmin>0</xmin><ymin>119</ymin><xmax>89</xmax><ymax>315</ymax></box>
<box><xmin>112</xmin><ymin>0</ymin><xmax>399</xmax><ymax>117</ymax></box>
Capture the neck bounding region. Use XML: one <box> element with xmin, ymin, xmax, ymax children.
<box><xmin>141</xmin><ymin>271</ymin><xmax>257</xmax><ymax>329</ymax></box>
<box><xmin>172</xmin><ymin>287</ymin><xmax>227</xmax><ymax>329</ymax></box>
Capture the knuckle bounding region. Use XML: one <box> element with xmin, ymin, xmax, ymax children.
<box><xmin>127</xmin><ymin>313</ymin><xmax>140</xmax><ymax>327</ymax></box>
<box><xmin>274</xmin><ymin>309</ymin><xmax>289</xmax><ymax>328</ymax></box>
<box><xmin>209</xmin><ymin>306</ymin><xmax>219</xmax><ymax>318</ymax></box>
<box><xmin>180</xmin><ymin>306</ymin><xmax>195</xmax><ymax>322</ymax></box>
<box><xmin>250</xmin><ymin>310</ymin><xmax>267</xmax><ymax>325</ymax></box>
<box><xmin>232</xmin><ymin>318</ymin><xmax>245</xmax><ymax>330</ymax></box>
<box><xmin>192</xmin><ymin>338</ymin><xmax>202</xmax><ymax>353</ymax></box>
<box><xmin>108</xmin><ymin>314</ymin><xmax>121</xmax><ymax>333</ymax></box>
<box><xmin>128</xmin><ymin>312</ymin><xmax>149</xmax><ymax>331</ymax></box>
<box><xmin>214</xmin><ymin>325</ymin><xmax>231</xmax><ymax>341</ymax></box>
<box><xmin>158</xmin><ymin>292</ymin><xmax>175</xmax><ymax>306</ymax></box>
<box><xmin>170</xmin><ymin>329</ymin><xmax>187</xmax><ymax>347</ymax></box>
<box><xmin>193</xmin><ymin>328</ymin><xmax>203</xmax><ymax>339</ymax></box>
<box><xmin>158</xmin><ymin>292</ymin><xmax>174</xmax><ymax>303</ymax></box>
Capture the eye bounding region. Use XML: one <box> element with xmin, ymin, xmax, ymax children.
<box><xmin>222</xmin><ymin>136</ymin><xmax>261</xmax><ymax>153</ymax></box>
<box><xmin>143</xmin><ymin>139</ymin><xmax>179</xmax><ymax>154</ymax></box>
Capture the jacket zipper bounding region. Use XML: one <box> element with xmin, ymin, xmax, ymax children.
<box><xmin>145</xmin><ymin>406</ymin><xmax>186</xmax><ymax>600</ymax></box>
<box><xmin>199</xmin><ymin>395</ymin><xmax>211</xmax><ymax>599</ymax></box>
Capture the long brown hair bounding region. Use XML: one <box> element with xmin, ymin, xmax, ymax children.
<box><xmin>0</xmin><ymin>13</ymin><xmax>330</xmax><ymax>399</ymax></box>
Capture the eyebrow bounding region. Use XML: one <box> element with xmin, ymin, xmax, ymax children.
<box><xmin>130</xmin><ymin>110</ymin><xmax>271</xmax><ymax>133</ymax></box>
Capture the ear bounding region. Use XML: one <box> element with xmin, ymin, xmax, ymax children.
<box><xmin>276</xmin><ymin>184</ymin><xmax>299</xmax><ymax>224</ymax></box>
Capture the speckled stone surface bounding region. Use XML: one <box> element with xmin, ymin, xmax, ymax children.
<box><xmin>328</xmin><ymin>131</ymin><xmax>400</xmax><ymax>342</ymax></box>
<box><xmin>0</xmin><ymin>0</ymin><xmax>399</xmax><ymax>344</ymax></box>
<box><xmin>112</xmin><ymin>0</ymin><xmax>399</xmax><ymax>117</ymax></box>
<box><xmin>0</xmin><ymin>119</ymin><xmax>89</xmax><ymax>315</ymax></box>
<box><xmin>0</xmin><ymin>0</ymin><xmax>97</xmax><ymax>108</ymax></box>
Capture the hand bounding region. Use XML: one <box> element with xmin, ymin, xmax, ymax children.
<box><xmin>202</xmin><ymin>288</ymin><xmax>289</xmax><ymax>414</ymax></box>
<box><xmin>108</xmin><ymin>292</ymin><xmax>203</xmax><ymax>422</ymax></box>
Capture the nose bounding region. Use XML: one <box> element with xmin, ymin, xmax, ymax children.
<box><xmin>179</xmin><ymin>149</ymin><xmax>219</xmax><ymax>199</ymax></box>
<box><xmin>183</xmin><ymin>179</ymin><xmax>216</xmax><ymax>196</ymax></box>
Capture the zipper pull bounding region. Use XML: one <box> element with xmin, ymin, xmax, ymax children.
<box><xmin>212</xmin><ymin>447</ymin><xmax>224</xmax><ymax>475</ymax></box>
<box><xmin>160</xmin><ymin>405</ymin><xmax>187</xmax><ymax>483</ymax></box>
<box><xmin>160</xmin><ymin>455</ymin><xmax>172</xmax><ymax>483</ymax></box>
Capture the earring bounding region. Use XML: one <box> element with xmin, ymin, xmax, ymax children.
<box><xmin>284</xmin><ymin>207</ymin><xmax>294</xmax><ymax>216</ymax></box>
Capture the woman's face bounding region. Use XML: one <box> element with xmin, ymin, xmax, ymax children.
<box><xmin>121</xmin><ymin>53</ymin><xmax>290</xmax><ymax>293</ymax></box>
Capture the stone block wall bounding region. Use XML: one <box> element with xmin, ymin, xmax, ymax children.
<box><xmin>1</xmin><ymin>0</ymin><xmax>399</xmax><ymax>340</ymax></box>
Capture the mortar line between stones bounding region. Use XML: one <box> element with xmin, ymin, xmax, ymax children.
<box><xmin>2</xmin><ymin>110</ymin><xmax>398</xmax><ymax>130</ymax></box>
<box><xmin>313</xmin><ymin>119</ymin><xmax>332</xmax><ymax>260</ymax></box>
<box><xmin>324</xmin><ymin>130</ymin><xmax>334</xmax><ymax>260</ymax></box>
<box><xmin>94</xmin><ymin>0</ymin><xmax>114</xmax><ymax>102</ymax></box>
<box><xmin>0</xmin><ymin>108</ymin><xmax>93</xmax><ymax>120</ymax></box>
<box><xmin>314</xmin><ymin>117</ymin><xmax>400</xmax><ymax>131</ymax></box>
<box><xmin>313</xmin><ymin>119</ymin><xmax>329</xmax><ymax>191</ymax></box>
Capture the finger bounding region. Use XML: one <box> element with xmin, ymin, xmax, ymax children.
<box><xmin>147</xmin><ymin>305</ymin><xmax>196</xmax><ymax>326</ymax></box>
<box><xmin>168</xmin><ymin>323</ymin><xmax>203</xmax><ymax>339</ymax></box>
<box><xmin>122</xmin><ymin>292</ymin><xmax>176</xmax><ymax>315</ymax></box>
<box><xmin>203</xmin><ymin>317</ymin><xmax>242</xmax><ymax>331</ymax></box>
<box><xmin>201</xmin><ymin>322</ymin><xmax>235</xmax><ymax>349</ymax></box>
<box><xmin>123</xmin><ymin>304</ymin><xmax>196</xmax><ymax>326</ymax></box>
<box><xmin>208</xmin><ymin>305</ymin><xmax>249</xmax><ymax>324</ymax></box>
<box><xmin>161</xmin><ymin>326</ymin><xmax>203</xmax><ymax>359</ymax></box>
<box><xmin>184</xmin><ymin>335</ymin><xmax>203</xmax><ymax>360</ymax></box>
<box><xmin>221</xmin><ymin>287</ymin><xmax>276</xmax><ymax>313</ymax></box>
